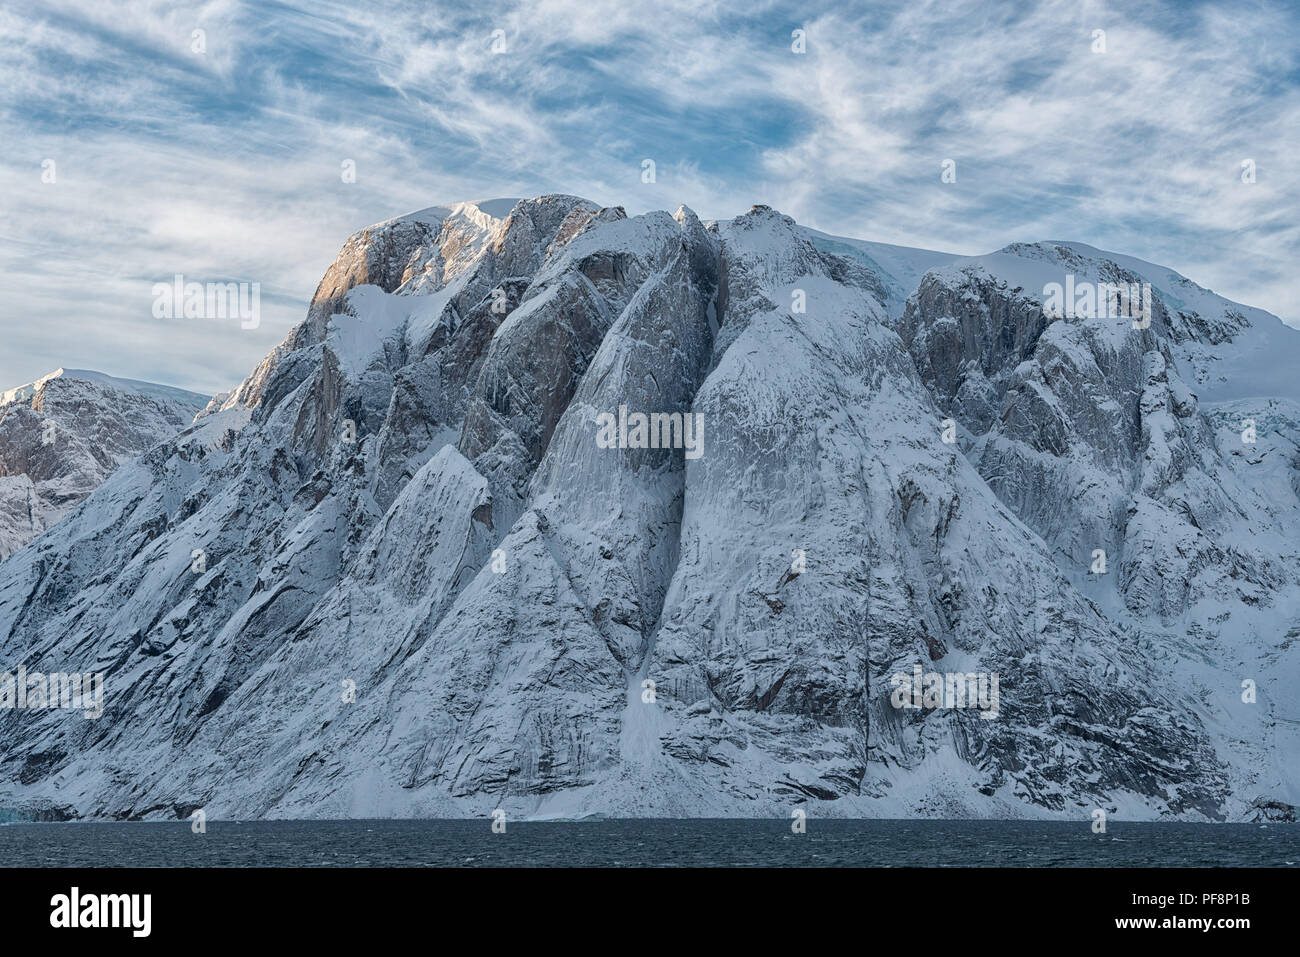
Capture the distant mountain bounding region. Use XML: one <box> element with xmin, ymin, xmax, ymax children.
<box><xmin>0</xmin><ymin>197</ymin><xmax>1296</xmax><ymax>823</ymax></box>
<box><xmin>0</xmin><ymin>369</ymin><xmax>208</xmax><ymax>560</ymax></box>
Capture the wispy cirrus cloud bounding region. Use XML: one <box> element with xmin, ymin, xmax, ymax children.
<box><xmin>1</xmin><ymin>0</ymin><xmax>1296</xmax><ymax>394</ymax></box>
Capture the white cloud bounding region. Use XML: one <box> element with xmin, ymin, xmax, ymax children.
<box><xmin>1</xmin><ymin>0</ymin><xmax>1296</xmax><ymax>394</ymax></box>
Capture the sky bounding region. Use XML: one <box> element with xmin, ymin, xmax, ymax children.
<box><xmin>2</xmin><ymin>0</ymin><xmax>1297</xmax><ymax>397</ymax></box>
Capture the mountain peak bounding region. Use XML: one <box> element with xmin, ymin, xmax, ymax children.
<box><xmin>0</xmin><ymin>368</ymin><xmax>209</xmax><ymax>559</ymax></box>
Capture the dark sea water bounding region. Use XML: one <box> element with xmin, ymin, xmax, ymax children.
<box><xmin>1</xmin><ymin>819</ymin><xmax>1297</xmax><ymax>867</ymax></box>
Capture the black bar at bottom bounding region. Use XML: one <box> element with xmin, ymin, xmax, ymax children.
<box><xmin>0</xmin><ymin>866</ymin><xmax>1292</xmax><ymax>943</ymax></box>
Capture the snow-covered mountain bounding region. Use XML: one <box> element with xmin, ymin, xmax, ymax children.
<box><xmin>0</xmin><ymin>369</ymin><xmax>208</xmax><ymax>560</ymax></box>
<box><xmin>1</xmin><ymin>196</ymin><xmax>1296</xmax><ymax>823</ymax></box>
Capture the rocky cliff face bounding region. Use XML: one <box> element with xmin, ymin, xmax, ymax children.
<box><xmin>0</xmin><ymin>369</ymin><xmax>208</xmax><ymax>560</ymax></box>
<box><xmin>0</xmin><ymin>198</ymin><xmax>1296</xmax><ymax>822</ymax></box>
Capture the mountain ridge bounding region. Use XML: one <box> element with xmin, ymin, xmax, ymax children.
<box><xmin>0</xmin><ymin>195</ymin><xmax>1295</xmax><ymax>823</ymax></box>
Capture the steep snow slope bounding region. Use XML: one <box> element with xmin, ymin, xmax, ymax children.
<box><xmin>0</xmin><ymin>198</ymin><xmax>1295</xmax><ymax>823</ymax></box>
<box><xmin>0</xmin><ymin>369</ymin><xmax>208</xmax><ymax>560</ymax></box>
<box><xmin>802</xmin><ymin>228</ymin><xmax>965</xmax><ymax>319</ymax></box>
